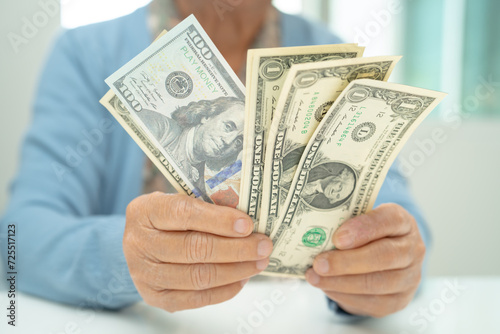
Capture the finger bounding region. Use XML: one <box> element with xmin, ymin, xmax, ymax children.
<box><xmin>132</xmin><ymin>192</ymin><xmax>253</xmax><ymax>237</ymax></box>
<box><xmin>313</xmin><ymin>237</ymin><xmax>414</xmax><ymax>276</ymax></box>
<box><xmin>325</xmin><ymin>290</ymin><xmax>415</xmax><ymax>318</ymax></box>
<box><xmin>146</xmin><ymin>279</ymin><xmax>249</xmax><ymax>313</ymax></box>
<box><xmin>145</xmin><ymin>260</ymin><xmax>269</xmax><ymax>291</ymax></box>
<box><xmin>333</xmin><ymin>203</ymin><xmax>414</xmax><ymax>250</ymax></box>
<box><xmin>305</xmin><ymin>264</ymin><xmax>422</xmax><ymax>295</ymax></box>
<box><xmin>148</xmin><ymin>231</ymin><xmax>273</xmax><ymax>263</ymax></box>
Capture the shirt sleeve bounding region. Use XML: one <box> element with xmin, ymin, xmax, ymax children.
<box><xmin>0</xmin><ymin>30</ymin><xmax>141</xmax><ymax>310</ymax></box>
<box><xmin>326</xmin><ymin>161</ymin><xmax>431</xmax><ymax>320</ymax></box>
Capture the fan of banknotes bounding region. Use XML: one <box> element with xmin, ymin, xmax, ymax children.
<box><xmin>101</xmin><ymin>15</ymin><xmax>446</xmax><ymax>278</ymax></box>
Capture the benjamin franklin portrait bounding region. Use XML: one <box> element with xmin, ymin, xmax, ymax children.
<box><xmin>137</xmin><ymin>96</ymin><xmax>245</xmax><ymax>193</ymax></box>
<box><xmin>301</xmin><ymin>162</ymin><xmax>357</xmax><ymax>210</ymax></box>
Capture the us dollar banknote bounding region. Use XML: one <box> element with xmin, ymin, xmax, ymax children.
<box><xmin>264</xmin><ymin>79</ymin><xmax>446</xmax><ymax>278</ymax></box>
<box><xmin>105</xmin><ymin>15</ymin><xmax>245</xmax><ymax>207</ymax></box>
<box><xmin>100</xmin><ymin>32</ymin><xmax>187</xmax><ymax>196</ymax></box>
<box><xmin>100</xmin><ymin>90</ymin><xmax>198</xmax><ymax>197</ymax></box>
<box><xmin>259</xmin><ymin>56</ymin><xmax>401</xmax><ymax>236</ymax></box>
<box><xmin>239</xmin><ymin>45</ymin><xmax>365</xmax><ymax>231</ymax></box>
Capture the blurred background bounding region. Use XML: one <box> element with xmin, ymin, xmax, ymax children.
<box><xmin>1</xmin><ymin>0</ymin><xmax>499</xmax><ymax>277</ymax></box>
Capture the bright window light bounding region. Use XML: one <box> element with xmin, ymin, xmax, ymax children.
<box><xmin>273</xmin><ymin>0</ymin><xmax>303</xmax><ymax>14</ymax></box>
<box><xmin>61</xmin><ymin>0</ymin><xmax>152</xmax><ymax>29</ymax></box>
<box><xmin>61</xmin><ymin>0</ymin><xmax>303</xmax><ymax>29</ymax></box>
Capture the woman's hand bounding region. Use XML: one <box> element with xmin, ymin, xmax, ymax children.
<box><xmin>123</xmin><ymin>192</ymin><xmax>273</xmax><ymax>312</ymax></box>
<box><xmin>305</xmin><ymin>204</ymin><xmax>426</xmax><ymax>318</ymax></box>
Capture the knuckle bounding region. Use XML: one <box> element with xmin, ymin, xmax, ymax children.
<box><xmin>125</xmin><ymin>255</ymin><xmax>142</xmax><ymax>282</ymax></box>
<box><xmin>185</xmin><ymin>232</ymin><xmax>214</xmax><ymax>263</ymax></box>
<box><xmin>122</xmin><ymin>227</ymin><xmax>135</xmax><ymax>250</ymax></box>
<box><xmin>146</xmin><ymin>191</ymin><xmax>164</xmax><ymax>210</ymax></box>
<box><xmin>122</xmin><ymin>229</ymin><xmax>145</xmax><ymax>264</ymax></box>
<box><xmin>126</xmin><ymin>195</ymin><xmax>148</xmax><ymax>220</ymax></box>
<box><xmin>402</xmin><ymin>249</ymin><xmax>414</xmax><ymax>268</ymax></box>
<box><xmin>389</xmin><ymin>203</ymin><xmax>406</xmax><ymax>223</ymax></box>
<box><xmin>144</xmin><ymin>263</ymin><xmax>167</xmax><ymax>290</ymax></box>
<box><xmin>363</xmin><ymin>273</ymin><xmax>375</xmax><ymax>292</ymax></box>
<box><xmin>169</xmin><ymin>195</ymin><xmax>195</xmax><ymax>229</ymax></box>
<box><xmin>386</xmin><ymin>238</ymin><xmax>412</xmax><ymax>268</ymax></box>
<box><xmin>190</xmin><ymin>290</ymin><xmax>212</xmax><ymax>309</ymax></box>
<box><xmin>415</xmin><ymin>239</ymin><xmax>427</xmax><ymax>261</ymax></box>
<box><xmin>400</xmin><ymin>242</ymin><xmax>414</xmax><ymax>267</ymax></box>
<box><xmin>157</xmin><ymin>291</ymin><xmax>181</xmax><ymax>313</ymax></box>
<box><xmin>404</xmin><ymin>239</ymin><xmax>420</xmax><ymax>267</ymax></box>
<box><xmin>377</xmin><ymin>240</ymin><xmax>398</xmax><ymax>268</ymax></box>
<box><xmin>364</xmin><ymin>272</ymin><xmax>381</xmax><ymax>293</ymax></box>
<box><xmin>190</xmin><ymin>264</ymin><xmax>216</xmax><ymax>290</ymax></box>
<box><xmin>125</xmin><ymin>200</ymin><xmax>136</xmax><ymax>219</ymax></box>
<box><xmin>127</xmin><ymin>193</ymin><xmax>164</xmax><ymax>229</ymax></box>
<box><xmin>148</xmin><ymin>191</ymin><xmax>164</xmax><ymax>201</ymax></box>
<box><xmin>378</xmin><ymin>203</ymin><xmax>405</xmax><ymax>226</ymax></box>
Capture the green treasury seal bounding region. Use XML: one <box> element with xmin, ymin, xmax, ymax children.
<box><xmin>302</xmin><ymin>228</ymin><xmax>327</xmax><ymax>247</ymax></box>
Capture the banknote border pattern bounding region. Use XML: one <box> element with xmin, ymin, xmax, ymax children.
<box><xmin>270</xmin><ymin>82</ymin><xmax>437</xmax><ymax>253</ymax></box>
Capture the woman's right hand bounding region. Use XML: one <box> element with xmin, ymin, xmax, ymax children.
<box><xmin>123</xmin><ymin>192</ymin><xmax>273</xmax><ymax>312</ymax></box>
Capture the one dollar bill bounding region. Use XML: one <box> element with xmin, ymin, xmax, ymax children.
<box><xmin>105</xmin><ymin>15</ymin><xmax>245</xmax><ymax>207</ymax></box>
<box><xmin>264</xmin><ymin>79</ymin><xmax>446</xmax><ymax>278</ymax></box>
<box><xmin>259</xmin><ymin>56</ymin><xmax>402</xmax><ymax>236</ymax></box>
<box><xmin>239</xmin><ymin>44</ymin><xmax>365</xmax><ymax>230</ymax></box>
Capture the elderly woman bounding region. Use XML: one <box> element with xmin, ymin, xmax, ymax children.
<box><xmin>0</xmin><ymin>0</ymin><xmax>427</xmax><ymax>319</ymax></box>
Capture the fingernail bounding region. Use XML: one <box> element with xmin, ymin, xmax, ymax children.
<box><xmin>241</xmin><ymin>278</ymin><xmax>250</xmax><ymax>287</ymax></box>
<box><xmin>335</xmin><ymin>229</ymin><xmax>354</xmax><ymax>248</ymax></box>
<box><xmin>234</xmin><ymin>219</ymin><xmax>250</xmax><ymax>234</ymax></box>
<box><xmin>258</xmin><ymin>239</ymin><xmax>273</xmax><ymax>257</ymax></box>
<box><xmin>306</xmin><ymin>270</ymin><xmax>320</xmax><ymax>285</ymax></box>
<box><xmin>256</xmin><ymin>258</ymin><xmax>269</xmax><ymax>271</ymax></box>
<box><xmin>315</xmin><ymin>257</ymin><xmax>329</xmax><ymax>274</ymax></box>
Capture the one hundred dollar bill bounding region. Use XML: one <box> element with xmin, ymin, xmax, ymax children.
<box><xmin>100</xmin><ymin>32</ymin><xmax>186</xmax><ymax>196</ymax></box>
<box><xmin>239</xmin><ymin>45</ymin><xmax>365</xmax><ymax>231</ymax></box>
<box><xmin>105</xmin><ymin>15</ymin><xmax>245</xmax><ymax>207</ymax></box>
<box><xmin>100</xmin><ymin>90</ymin><xmax>197</xmax><ymax>197</ymax></box>
<box><xmin>263</xmin><ymin>79</ymin><xmax>446</xmax><ymax>278</ymax></box>
<box><xmin>259</xmin><ymin>56</ymin><xmax>401</xmax><ymax>236</ymax></box>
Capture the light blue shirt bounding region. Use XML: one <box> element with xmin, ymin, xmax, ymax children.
<box><xmin>0</xmin><ymin>5</ymin><xmax>429</xmax><ymax>315</ymax></box>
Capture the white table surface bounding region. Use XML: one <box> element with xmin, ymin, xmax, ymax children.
<box><xmin>2</xmin><ymin>277</ymin><xmax>498</xmax><ymax>334</ymax></box>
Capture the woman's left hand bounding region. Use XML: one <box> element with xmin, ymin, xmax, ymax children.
<box><xmin>305</xmin><ymin>203</ymin><xmax>426</xmax><ymax>318</ymax></box>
